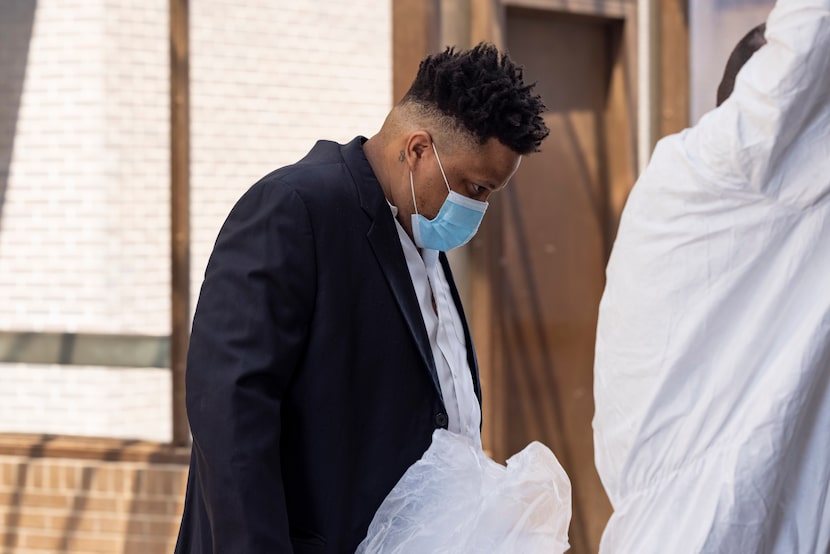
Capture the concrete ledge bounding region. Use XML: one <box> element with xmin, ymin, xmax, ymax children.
<box><xmin>0</xmin><ymin>332</ymin><xmax>171</xmax><ymax>368</ymax></box>
<box><xmin>0</xmin><ymin>433</ymin><xmax>190</xmax><ymax>465</ymax></box>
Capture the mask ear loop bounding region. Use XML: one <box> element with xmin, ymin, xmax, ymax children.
<box><xmin>409</xmin><ymin>170</ymin><xmax>419</xmax><ymax>216</ymax></box>
<box><xmin>431</xmin><ymin>143</ymin><xmax>451</xmax><ymax>193</ymax></box>
<box><xmin>410</xmin><ymin>142</ymin><xmax>448</xmax><ymax>217</ymax></box>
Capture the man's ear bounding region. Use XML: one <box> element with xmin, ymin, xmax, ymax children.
<box><xmin>404</xmin><ymin>131</ymin><xmax>433</xmax><ymax>171</ymax></box>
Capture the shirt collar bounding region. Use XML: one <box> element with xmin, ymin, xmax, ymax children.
<box><xmin>387</xmin><ymin>201</ymin><xmax>438</xmax><ymax>264</ymax></box>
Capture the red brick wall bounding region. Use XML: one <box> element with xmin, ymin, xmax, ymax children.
<box><xmin>0</xmin><ymin>436</ymin><xmax>188</xmax><ymax>554</ymax></box>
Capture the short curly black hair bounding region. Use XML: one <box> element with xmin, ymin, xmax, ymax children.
<box><xmin>401</xmin><ymin>43</ymin><xmax>549</xmax><ymax>155</ymax></box>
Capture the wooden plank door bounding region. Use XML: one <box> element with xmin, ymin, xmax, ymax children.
<box><xmin>498</xmin><ymin>8</ymin><xmax>632</xmax><ymax>553</ymax></box>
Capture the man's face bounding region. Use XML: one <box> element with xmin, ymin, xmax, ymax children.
<box><xmin>412</xmin><ymin>137</ymin><xmax>522</xmax><ymax>220</ymax></box>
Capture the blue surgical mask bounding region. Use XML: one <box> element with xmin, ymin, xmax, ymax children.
<box><xmin>410</xmin><ymin>143</ymin><xmax>488</xmax><ymax>251</ymax></box>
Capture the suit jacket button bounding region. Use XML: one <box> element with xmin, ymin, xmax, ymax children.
<box><xmin>435</xmin><ymin>412</ymin><xmax>448</xmax><ymax>428</ymax></box>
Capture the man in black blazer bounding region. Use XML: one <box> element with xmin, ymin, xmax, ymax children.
<box><xmin>174</xmin><ymin>43</ymin><xmax>549</xmax><ymax>553</ymax></box>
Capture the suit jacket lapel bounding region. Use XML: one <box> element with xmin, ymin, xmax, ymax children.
<box><xmin>366</xmin><ymin>218</ymin><xmax>443</xmax><ymax>398</ymax></box>
<box><xmin>341</xmin><ymin>138</ymin><xmax>443</xmax><ymax>400</ymax></box>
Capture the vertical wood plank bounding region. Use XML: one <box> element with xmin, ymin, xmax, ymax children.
<box><xmin>659</xmin><ymin>0</ymin><xmax>689</xmax><ymax>135</ymax></box>
<box><xmin>393</xmin><ymin>0</ymin><xmax>441</xmax><ymax>103</ymax></box>
<box><xmin>470</xmin><ymin>0</ymin><xmax>505</xmax><ymax>47</ymax></box>
<box><xmin>169</xmin><ymin>0</ymin><xmax>191</xmax><ymax>446</ymax></box>
<box><xmin>604</xmin><ymin>6</ymin><xmax>639</xmax><ymax>252</ymax></box>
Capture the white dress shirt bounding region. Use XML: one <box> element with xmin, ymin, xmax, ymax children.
<box><xmin>388</xmin><ymin>203</ymin><xmax>481</xmax><ymax>444</ymax></box>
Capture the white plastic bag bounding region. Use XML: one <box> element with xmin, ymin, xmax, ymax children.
<box><xmin>357</xmin><ymin>429</ymin><xmax>571</xmax><ymax>553</ymax></box>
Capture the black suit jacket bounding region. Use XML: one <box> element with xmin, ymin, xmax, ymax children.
<box><xmin>174</xmin><ymin>137</ymin><xmax>481</xmax><ymax>553</ymax></box>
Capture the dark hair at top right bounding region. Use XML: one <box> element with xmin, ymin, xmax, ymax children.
<box><xmin>402</xmin><ymin>43</ymin><xmax>550</xmax><ymax>155</ymax></box>
<box><xmin>716</xmin><ymin>23</ymin><xmax>767</xmax><ymax>106</ymax></box>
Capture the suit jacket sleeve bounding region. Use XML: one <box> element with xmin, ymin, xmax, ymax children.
<box><xmin>185</xmin><ymin>178</ymin><xmax>316</xmax><ymax>552</ymax></box>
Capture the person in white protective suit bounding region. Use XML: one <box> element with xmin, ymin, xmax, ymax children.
<box><xmin>592</xmin><ymin>0</ymin><xmax>830</xmax><ymax>552</ymax></box>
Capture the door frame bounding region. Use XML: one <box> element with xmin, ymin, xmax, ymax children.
<box><xmin>469</xmin><ymin>0</ymin><xmax>643</xmax><ymax>462</ymax></box>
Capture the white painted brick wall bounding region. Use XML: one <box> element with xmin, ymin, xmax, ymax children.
<box><xmin>0</xmin><ymin>0</ymin><xmax>392</xmax><ymax>441</ymax></box>
<box><xmin>189</xmin><ymin>0</ymin><xmax>392</xmax><ymax>313</ymax></box>
<box><xmin>0</xmin><ymin>0</ymin><xmax>393</xmax><ymax>332</ymax></box>
<box><xmin>0</xmin><ymin>0</ymin><xmax>111</xmax><ymax>332</ymax></box>
<box><xmin>0</xmin><ymin>364</ymin><xmax>172</xmax><ymax>442</ymax></box>
<box><xmin>0</xmin><ymin>0</ymin><xmax>170</xmax><ymax>335</ymax></box>
<box><xmin>101</xmin><ymin>0</ymin><xmax>171</xmax><ymax>336</ymax></box>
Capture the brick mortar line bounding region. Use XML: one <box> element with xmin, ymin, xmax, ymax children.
<box><xmin>0</xmin><ymin>525</ymin><xmax>178</xmax><ymax>537</ymax></box>
<box><xmin>0</xmin><ymin>489</ymin><xmax>186</xmax><ymax>501</ymax></box>
<box><xmin>0</xmin><ymin>508</ymin><xmax>181</xmax><ymax>522</ymax></box>
<box><xmin>0</xmin><ymin>456</ymin><xmax>187</xmax><ymax>470</ymax></box>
